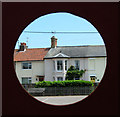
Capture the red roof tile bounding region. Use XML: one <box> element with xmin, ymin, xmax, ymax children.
<box><xmin>14</xmin><ymin>48</ymin><xmax>50</xmax><ymax>61</ymax></box>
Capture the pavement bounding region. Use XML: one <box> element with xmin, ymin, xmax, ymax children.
<box><xmin>34</xmin><ymin>95</ymin><xmax>88</xmax><ymax>106</ymax></box>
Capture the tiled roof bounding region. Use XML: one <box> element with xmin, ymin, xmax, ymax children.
<box><xmin>14</xmin><ymin>45</ymin><xmax>107</xmax><ymax>62</ymax></box>
<box><xmin>14</xmin><ymin>48</ymin><xmax>50</xmax><ymax>61</ymax></box>
<box><xmin>44</xmin><ymin>45</ymin><xmax>107</xmax><ymax>59</ymax></box>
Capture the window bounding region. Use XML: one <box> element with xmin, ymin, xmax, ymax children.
<box><xmin>65</xmin><ymin>60</ymin><xmax>67</xmax><ymax>70</ymax></box>
<box><xmin>57</xmin><ymin>60</ymin><xmax>63</xmax><ymax>71</ymax></box>
<box><xmin>22</xmin><ymin>62</ymin><xmax>32</xmax><ymax>69</ymax></box>
<box><xmin>75</xmin><ymin>60</ymin><xmax>80</xmax><ymax>70</ymax></box>
<box><xmin>22</xmin><ymin>77</ymin><xmax>32</xmax><ymax>84</ymax></box>
<box><xmin>57</xmin><ymin>77</ymin><xmax>63</xmax><ymax>81</ymax></box>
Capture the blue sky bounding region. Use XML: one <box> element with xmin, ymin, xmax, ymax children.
<box><xmin>15</xmin><ymin>12</ymin><xmax>105</xmax><ymax>49</ymax></box>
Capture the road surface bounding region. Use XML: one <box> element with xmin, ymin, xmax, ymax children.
<box><xmin>34</xmin><ymin>95</ymin><xmax>88</xmax><ymax>106</ymax></box>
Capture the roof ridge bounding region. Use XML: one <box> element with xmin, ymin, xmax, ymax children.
<box><xmin>28</xmin><ymin>48</ymin><xmax>50</xmax><ymax>50</ymax></box>
<box><xmin>15</xmin><ymin>47</ymin><xmax>50</xmax><ymax>50</ymax></box>
<box><xmin>56</xmin><ymin>45</ymin><xmax>105</xmax><ymax>47</ymax></box>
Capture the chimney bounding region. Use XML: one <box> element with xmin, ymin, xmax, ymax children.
<box><xmin>51</xmin><ymin>36</ymin><xmax>57</xmax><ymax>48</ymax></box>
<box><xmin>19</xmin><ymin>42</ymin><xmax>27</xmax><ymax>51</ymax></box>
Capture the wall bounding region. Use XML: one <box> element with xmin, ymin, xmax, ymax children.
<box><xmin>44</xmin><ymin>59</ymin><xmax>54</xmax><ymax>81</ymax></box>
<box><xmin>68</xmin><ymin>58</ymin><xmax>89</xmax><ymax>80</ymax></box>
<box><xmin>88</xmin><ymin>57</ymin><xmax>107</xmax><ymax>82</ymax></box>
<box><xmin>15</xmin><ymin>57</ymin><xmax>107</xmax><ymax>83</ymax></box>
<box><xmin>44</xmin><ymin>58</ymin><xmax>88</xmax><ymax>81</ymax></box>
<box><xmin>15</xmin><ymin>61</ymin><xmax>44</xmax><ymax>84</ymax></box>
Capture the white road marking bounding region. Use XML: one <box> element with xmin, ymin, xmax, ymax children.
<box><xmin>42</xmin><ymin>98</ymin><xmax>49</xmax><ymax>102</ymax></box>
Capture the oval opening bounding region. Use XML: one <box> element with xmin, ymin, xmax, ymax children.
<box><xmin>13</xmin><ymin>12</ymin><xmax>107</xmax><ymax>106</ymax></box>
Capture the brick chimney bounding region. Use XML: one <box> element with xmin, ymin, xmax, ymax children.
<box><xmin>51</xmin><ymin>36</ymin><xmax>57</xmax><ymax>48</ymax></box>
<box><xmin>19</xmin><ymin>42</ymin><xmax>27</xmax><ymax>51</ymax></box>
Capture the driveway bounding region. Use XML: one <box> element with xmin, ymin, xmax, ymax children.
<box><xmin>34</xmin><ymin>95</ymin><xmax>88</xmax><ymax>106</ymax></box>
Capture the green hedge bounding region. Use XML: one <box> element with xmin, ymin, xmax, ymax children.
<box><xmin>35</xmin><ymin>80</ymin><xmax>93</xmax><ymax>88</ymax></box>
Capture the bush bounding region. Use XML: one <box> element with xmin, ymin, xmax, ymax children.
<box><xmin>65</xmin><ymin>65</ymin><xmax>86</xmax><ymax>80</ymax></box>
<box><xmin>35</xmin><ymin>80</ymin><xmax>93</xmax><ymax>88</ymax></box>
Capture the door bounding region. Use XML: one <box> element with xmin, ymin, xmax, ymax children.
<box><xmin>90</xmin><ymin>76</ymin><xmax>96</xmax><ymax>83</ymax></box>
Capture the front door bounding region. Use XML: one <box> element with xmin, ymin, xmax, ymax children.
<box><xmin>90</xmin><ymin>76</ymin><xmax>96</xmax><ymax>83</ymax></box>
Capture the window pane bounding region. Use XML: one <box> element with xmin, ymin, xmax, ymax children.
<box><xmin>22</xmin><ymin>78</ymin><xmax>28</xmax><ymax>84</ymax></box>
<box><xmin>75</xmin><ymin>60</ymin><xmax>79</xmax><ymax>70</ymax></box>
<box><xmin>65</xmin><ymin>60</ymin><xmax>67</xmax><ymax>70</ymax></box>
<box><xmin>60</xmin><ymin>65</ymin><xmax>63</xmax><ymax>70</ymax></box>
<box><xmin>57</xmin><ymin>60</ymin><xmax>63</xmax><ymax>70</ymax></box>
<box><xmin>22</xmin><ymin>63</ymin><xmax>28</xmax><ymax>69</ymax></box>
<box><xmin>29</xmin><ymin>64</ymin><xmax>32</xmax><ymax>69</ymax></box>
<box><xmin>59</xmin><ymin>61</ymin><xmax>62</xmax><ymax>65</ymax></box>
<box><xmin>22</xmin><ymin>77</ymin><xmax>32</xmax><ymax>84</ymax></box>
<box><xmin>57</xmin><ymin>77</ymin><xmax>63</xmax><ymax>81</ymax></box>
<box><xmin>22</xmin><ymin>62</ymin><xmax>32</xmax><ymax>69</ymax></box>
<box><xmin>28</xmin><ymin>78</ymin><xmax>32</xmax><ymax>84</ymax></box>
<box><xmin>57</xmin><ymin>65</ymin><xmax>60</xmax><ymax>70</ymax></box>
<box><xmin>57</xmin><ymin>61</ymin><xmax>59</xmax><ymax>67</ymax></box>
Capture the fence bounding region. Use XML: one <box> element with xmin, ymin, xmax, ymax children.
<box><xmin>26</xmin><ymin>86</ymin><xmax>97</xmax><ymax>96</ymax></box>
<box><xmin>22</xmin><ymin>84</ymin><xmax>36</xmax><ymax>90</ymax></box>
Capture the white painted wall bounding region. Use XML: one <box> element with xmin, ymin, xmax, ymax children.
<box><xmin>44</xmin><ymin>58</ymin><xmax>89</xmax><ymax>81</ymax></box>
<box><xmin>88</xmin><ymin>57</ymin><xmax>107</xmax><ymax>82</ymax></box>
<box><xmin>15</xmin><ymin>61</ymin><xmax>44</xmax><ymax>84</ymax></box>
<box><xmin>44</xmin><ymin>59</ymin><xmax>54</xmax><ymax>81</ymax></box>
<box><xmin>68</xmin><ymin>58</ymin><xmax>89</xmax><ymax>80</ymax></box>
<box><xmin>15</xmin><ymin>57</ymin><xmax>107</xmax><ymax>83</ymax></box>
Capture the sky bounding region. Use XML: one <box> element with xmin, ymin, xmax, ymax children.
<box><xmin>15</xmin><ymin>12</ymin><xmax>105</xmax><ymax>49</ymax></box>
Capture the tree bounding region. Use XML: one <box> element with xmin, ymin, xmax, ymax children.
<box><xmin>65</xmin><ymin>65</ymin><xmax>86</xmax><ymax>80</ymax></box>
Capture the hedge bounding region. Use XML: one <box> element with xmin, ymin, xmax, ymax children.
<box><xmin>35</xmin><ymin>80</ymin><xmax>93</xmax><ymax>88</ymax></box>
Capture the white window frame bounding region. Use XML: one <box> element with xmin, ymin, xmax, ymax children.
<box><xmin>21</xmin><ymin>77</ymin><xmax>32</xmax><ymax>84</ymax></box>
<box><xmin>22</xmin><ymin>62</ymin><xmax>32</xmax><ymax>69</ymax></box>
<box><xmin>75</xmin><ymin>60</ymin><xmax>80</xmax><ymax>70</ymax></box>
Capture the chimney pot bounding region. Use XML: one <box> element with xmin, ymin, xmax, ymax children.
<box><xmin>21</xmin><ymin>42</ymin><xmax>26</xmax><ymax>46</ymax></box>
<box><xmin>19</xmin><ymin>42</ymin><xmax>27</xmax><ymax>51</ymax></box>
<box><xmin>51</xmin><ymin>36</ymin><xmax>57</xmax><ymax>48</ymax></box>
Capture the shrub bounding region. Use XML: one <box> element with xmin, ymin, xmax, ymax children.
<box><xmin>35</xmin><ymin>80</ymin><xmax>93</xmax><ymax>88</ymax></box>
<box><xmin>65</xmin><ymin>65</ymin><xmax>86</xmax><ymax>80</ymax></box>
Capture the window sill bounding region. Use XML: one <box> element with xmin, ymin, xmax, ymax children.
<box><xmin>53</xmin><ymin>70</ymin><xmax>67</xmax><ymax>73</ymax></box>
<box><xmin>22</xmin><ymin>69</ymin><xmax>32</xmax><ymax>70</ymax></box>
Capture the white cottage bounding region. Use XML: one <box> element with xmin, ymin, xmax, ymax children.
<box><xmin>14</xmin><ymin>36</ymin><xmax>107</xmax><ymax>84</ymax></box>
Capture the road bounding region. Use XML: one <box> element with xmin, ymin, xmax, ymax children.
<box><xmin>34</xmin><ymin>95</ymin><xmax>88</xmax><ymax>106</ymax></box>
